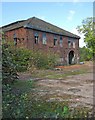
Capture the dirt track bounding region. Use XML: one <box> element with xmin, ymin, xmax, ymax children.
<box><xmin>19</xmin><ymin>61</ymin><xmax>94</xmax><ymax>109</ymax></box>
<box><xmin>30</xmin><ymin>62</ymin><xmax>94</xmax><ymax>109</ymax></box>
<box><xmin>34</xmin><ymin>73</ymin><xmax>93</xmax><ymax>108</ymax></box>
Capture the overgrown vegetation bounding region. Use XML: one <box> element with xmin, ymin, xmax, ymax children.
<box><xmin>2</xmin><ymin>40</ymin><xmax>59</xmax><ymax>118</ymax></box>
<box><xmin>3</xmin><ymin>42</ymin><xmax>58</xmax><ymax>72</ymax></box>
<box><xmin>79</xmin><ymin>46</ymin><xmax>93</xmax><ymax>62</ymax></box>
<box><xmin>77</xmin><ymin>17</ymin><xmax>95</xmax><ymax>54</ymax></box>
<box><xmin>2</xmin><ymin>79</ymin><xmax>93</xmax><ymax>119</ymax></box>
<box><xmin>2</xmin><ymin>43</ymin><xmax>18</xmax><ymax>84</ymax></box>
<box><xmin>2</xmin><ymin>37</ymin><xmax>93</xmax><ymax>119</ymax></box>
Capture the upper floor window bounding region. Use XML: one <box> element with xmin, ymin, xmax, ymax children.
<box><xmin>34</xmin><ymin>32</ymin><xmax>39</xmax><ymax>44</ymax></box>
<box><xmin>13</xmin><ymin>33</ymin><xmax>17</xmax><ymax>46</ymax></box>
<box><xmin>73</xmin><ymin>42</ymin><xmax>75</xmax><ymax>48</ymax></box>
<box><xmin>68</xmin><ymin>41</ymin><xmax>71</xmax><ymax>48</ymax></box>
<box><xmin>68</xmin><ymin>37</ymin><xmax>75</xmax><ymax>48</ymax></box>
<box><xmin>54</xmin><ymin>35</ymin><xmax>57</xmax><ymax>46</ymax></box>
<box><xmin>60</xmin><ymin>36</ymin><xmax>63</xmax><ymax>47</ymax></box>
<box><xmin>42</xmin><ymin>33</ymin><xmax>47</xmax><ymax>44</ymax></box>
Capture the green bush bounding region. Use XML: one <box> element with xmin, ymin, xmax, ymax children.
<box><xmin>12</xmin><ymin>48</ymin><xmax>58</xmax><ymax>71</ymax></box>
<box><xmin>31</xmin><ymin>51</ymin><xmax>58</xmax><ymax>69</ymax></box>
<box><xmin>2</xmin><ymin>84</ymin><xmax>28</xmax><ymax>118</ymax></box>
<box><xmin>2</xmin><ymin>40</ymin><xmax>59</xmax><ymax>76</ymax></box>
<box><xmin>2</xmin><ymin>43</ymin><xmax>18</xmax><ymax>84</ymax></box>
<box><xmin>12</xmin><ymin>48</ymin><xmax>32</xmax><ymax>72</ymax></box>
<box><xmin>79</xmin><ymin>46</ymin><xmax>93</xmax><ymax>62</ymax></box>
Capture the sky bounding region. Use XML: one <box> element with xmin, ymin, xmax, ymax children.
<box><xmin>1</xmin><ymin>2</ymin><xmax>93</xmax><ymax>47</ymax></box>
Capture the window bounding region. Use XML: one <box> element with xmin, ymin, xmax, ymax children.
<box><xmin>42</xmin><ymin>33</ymin><xmax>47</xmax><ymax>44</ymax></box>
<box><xmin>60</xmin><ymin>36</ymin><xmax>63</xmax><ymax>47</ymax></box>
<box><xmin>68</xmin><ymin>37</ymin><xmax>75</xmax><ymax>48</ymax></box>
<box><xmin>54</xmin><ymin>35</ymin><xmax>57</xmax><ymax>46</ymax></box>
<box><xmin>34</xmin><ymin>32</ymin><xmax>39</xmax><ymax>44</ymax></box>
<box><xmin>13</xmin><ymin>33</ymin><xmax>17</xmax><ymax>46</ymax></box>
<box><xmin>73</xmin><ymin>42</ymin><xmax>75</xmax><ymax>48</ymax></box>
<box><xmin>68</xmin><ymin>41</ymin><xmax>71</xmax><ymax>48</ymax></box>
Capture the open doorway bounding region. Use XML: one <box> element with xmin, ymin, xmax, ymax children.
<box><xmin>68</xmin><ymin>51</ymin><xmax>74</xmax><ymax>65</ymax></box>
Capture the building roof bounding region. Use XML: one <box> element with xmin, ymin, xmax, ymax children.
<box><xmin>1</xmin><ymin>17</ymin><xmax>80</xmax><ymax>39</ymax></box>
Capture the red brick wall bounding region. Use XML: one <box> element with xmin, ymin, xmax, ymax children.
<box><xmin>4</xmin><ymin>27</ymin><xmax>80</xmax><ymax>65</ymax></box>
<box><xmin>5</xmin><ymin>27</ymin><xmax>27</xmax><ymax>48</ymax></box>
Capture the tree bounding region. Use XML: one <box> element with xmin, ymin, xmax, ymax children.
<box><xmin>77</xmin><ymin>17</ymin><xmax>95</xmax><ymax>56</ymax></box>
<box><xmin>79</xmin><ymin>46</ymin><xmax>93</xmax><ymax>62</ymax></box>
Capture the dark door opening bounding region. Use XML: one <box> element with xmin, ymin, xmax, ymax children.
<box><xmin>68</xmin><ymin>51</ymin><xmax>74</xmax><ymax>65</ymax></box>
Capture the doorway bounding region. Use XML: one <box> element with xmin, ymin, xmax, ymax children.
<box><xmin>68</xmin><ymin>51</ymin><xmax>74</xmax><ymax>65</ymax></box>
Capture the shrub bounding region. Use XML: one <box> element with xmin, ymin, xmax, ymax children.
<box><xmin>79</xmin><ymin>47</ymin><xmax>93</xmax><ymax>62</ymax></box>
<box><xmin>2</xmin><ymin>43</ymin><xmax>18</xmax><ymax>84</ymax></box>
<box><xmin>12</xmin><ymin>48</ymin><xmax>32</xmax><ymax>72</ymax></box>
<box><xmin>2</xmin><ymin>40</ymin><xmax>59</xmax><ymax>79</ymax></box>
<box><xmin>2</xmin><ymin>84</ymin><xmax>28</xmax><ymax>118</ymax></box>
<box><xmin>30</xmin><ymin>51</ymin><xmax>58</xmax><ymax>69</ymax></box>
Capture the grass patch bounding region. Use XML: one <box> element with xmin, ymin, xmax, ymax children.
<box><xmin>31</xmin><ymin>69</ymin><xmax>88</xmax><ymax>79</ymax></box>
<box><xmin>11</xmin><ymin>79</ymin><xmax>35</xmax><ymax>93</ymax></box>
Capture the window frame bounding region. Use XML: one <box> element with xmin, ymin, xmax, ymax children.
<box><xmin>54</xmin><ymin>35</ymin><xmax>58</xmax><ymax>46</ymax></box>
<box><xmin>60</xmin><ymin>36</ymin><xmax>63</xmax><ymax>47</ymax></box>
<box><xmin>34</xmin><ymin>32</ymin><xmax>39</xmax><ymax>44</ymax></box>
<box><xmin>13</xmin><ymin>33</ymin><xmax>17</xmax><ymax>46</ymax></box>
<box><xmin>42</xmin><ymin>33</ymin><xmax>47</xmax><ymax>45</ymax></box>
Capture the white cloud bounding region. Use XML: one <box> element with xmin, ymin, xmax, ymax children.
<box><xmin>70</xmin><ymin>28</ymin><xmax>86</xmax><ymax>48</ymax></box>
<box><xmin>67</xmin><ymin>10</ymin><xmax>75</xmax><ymax>21</ymax></box>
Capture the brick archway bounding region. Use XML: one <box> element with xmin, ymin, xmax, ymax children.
<box><xmin>68</xmin><ymin>50</ymin><xmax>74</xmax><ymax>65</ymax></box>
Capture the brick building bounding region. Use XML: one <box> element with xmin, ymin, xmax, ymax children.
<box><xmin>2</xmin><ymin>17</ymin><xmax>80</xmax><ymax>65</ymax></box>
